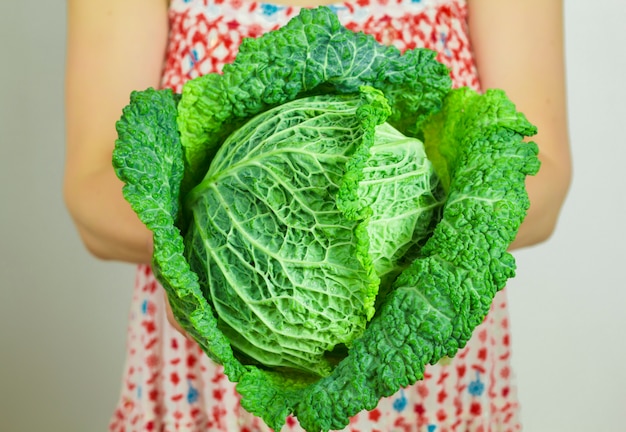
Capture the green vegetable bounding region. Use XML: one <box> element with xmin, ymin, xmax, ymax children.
<box><xmin>113</xmin><ymin>7</ymin><xmax>539</xmax><ymax>432</ymax></box>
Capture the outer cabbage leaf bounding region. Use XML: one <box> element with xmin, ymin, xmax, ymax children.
<box><xmin>176</xmin><ymin>6</ymin><xmax>451</xmax><ymax>193</ymax></box>
<box><xmin>112</xmin><ymin>88</ymin><xmax>247</xmax><ymax>381</ymax></box>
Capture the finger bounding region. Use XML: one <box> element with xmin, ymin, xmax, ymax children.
<box><xmin>163</xmin><ymin>289</ymin><xmax>188</xmax><ymax>336</ymax></box>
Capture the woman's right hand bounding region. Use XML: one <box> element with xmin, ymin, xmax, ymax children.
<box><xmin>163</xmin><ymin>289</ymin><xmax>190</xmax><ymax>337</ymax></box>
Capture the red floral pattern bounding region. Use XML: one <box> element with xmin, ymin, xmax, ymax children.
<box><xmin>109</xmin><ymin>1</ymin><xmax>521</xmax><ymax>431</ymax></box>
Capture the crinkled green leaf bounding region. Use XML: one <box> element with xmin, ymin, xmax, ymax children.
<box><xmin>113</xmin><ymin>88</ymin><xmax>183</xmax><ymax>222</ymax></box>
<box><xmin>112</xmin><ymin>88</ymin><xmax>247</xmax><ymax>380</ymax></box>
<box><xmin>176</xmin><ymin>6</ymin><xmax>451</xmax><ymax>191</ymax></box>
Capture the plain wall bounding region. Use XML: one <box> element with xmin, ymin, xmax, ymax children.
<box><xmin>1</xmin><ymin>1</ymin><xmax>624</xmax><ymax>431</ymax></box>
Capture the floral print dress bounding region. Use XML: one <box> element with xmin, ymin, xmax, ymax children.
<box><xmin>109</xmin><ymin>0</ymin><xmax>521</xmax><ymax>431</ymax></box>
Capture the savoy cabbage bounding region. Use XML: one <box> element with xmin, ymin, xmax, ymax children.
<box><xmin>113</xmin><ymin>7</ymin><xmax>540</xmax><ymax>432</ymax></box>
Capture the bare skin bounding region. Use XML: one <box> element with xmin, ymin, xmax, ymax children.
<box><xmin>64</xmin><ymin>0</ymin><xmax>571</xmax><ymax>330</ymax></box>
<box><xmin>64</xmin><ymin>0</ymin><xmax>169</xmax><ymax>263</ymax></box>
<box><xmin>468</xmin><ymin>0</ymin><xmax>571</xmax><ymax>249</ymax></box>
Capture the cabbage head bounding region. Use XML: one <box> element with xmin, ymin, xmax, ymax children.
<box><xmin>113</xmin><ymin>7</ymin><xmax>540</xmax><ymax>432</ymax></box>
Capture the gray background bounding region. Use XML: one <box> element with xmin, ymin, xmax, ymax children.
<box><xmin>1</xmin><ymin>1</ymin><xmax>624</xmax><ymax>431</ymax></box>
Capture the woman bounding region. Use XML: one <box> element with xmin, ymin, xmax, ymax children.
<box><xmin>64</xmin><ymin>0</ymin><xmax>571</xmax><ymax>430</ymax></box>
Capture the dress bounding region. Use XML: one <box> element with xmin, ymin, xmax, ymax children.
<box><xmin>109</xmin><ymin>1</ymin><xmax>521</xmax><ymax>431</ymax></box>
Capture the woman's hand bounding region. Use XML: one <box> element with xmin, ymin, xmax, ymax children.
<box><xmin>163</xmin><ymin>289</ymin><xmax>189</xmax><ymax>337</ymax></box>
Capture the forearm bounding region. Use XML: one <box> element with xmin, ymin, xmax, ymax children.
<box><xmin>468</xmin><ymin>0</ymin><xmax>572</xmax><ymax>250</ymax></box>
<box><xmin>64</xmin><ymin>167</ymin><xmax>152</xmax><ymax>263</ymax></box>
<box><xmin>64</xmin><ymin>0</ymin><xmax>169</xmax><ymax>264</ymax></box>
<box><xmin>509</xmin><ymin>154</ymin><xmax>571</xmax><ymax>250</ymax></box>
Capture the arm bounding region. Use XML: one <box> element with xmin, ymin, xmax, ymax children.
<box><xmin>64</xmin><ymin>0</ymin><xmax>169</xmax><ymax>263</ymax></box>
<box><xmin>467</xmin><ymin>0</ymin><xmax>572</xmax><ymax>250</ymax></box>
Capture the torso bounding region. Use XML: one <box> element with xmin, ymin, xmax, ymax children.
<box><xmin>254</xmin><ymin>0</ymin><xmax>356</xmax><ymax>5</ymax></box>
<box><xmin>162</xmin><ymin>0</ymin><xmax>479</xmax><ymax>92</ymax></box>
